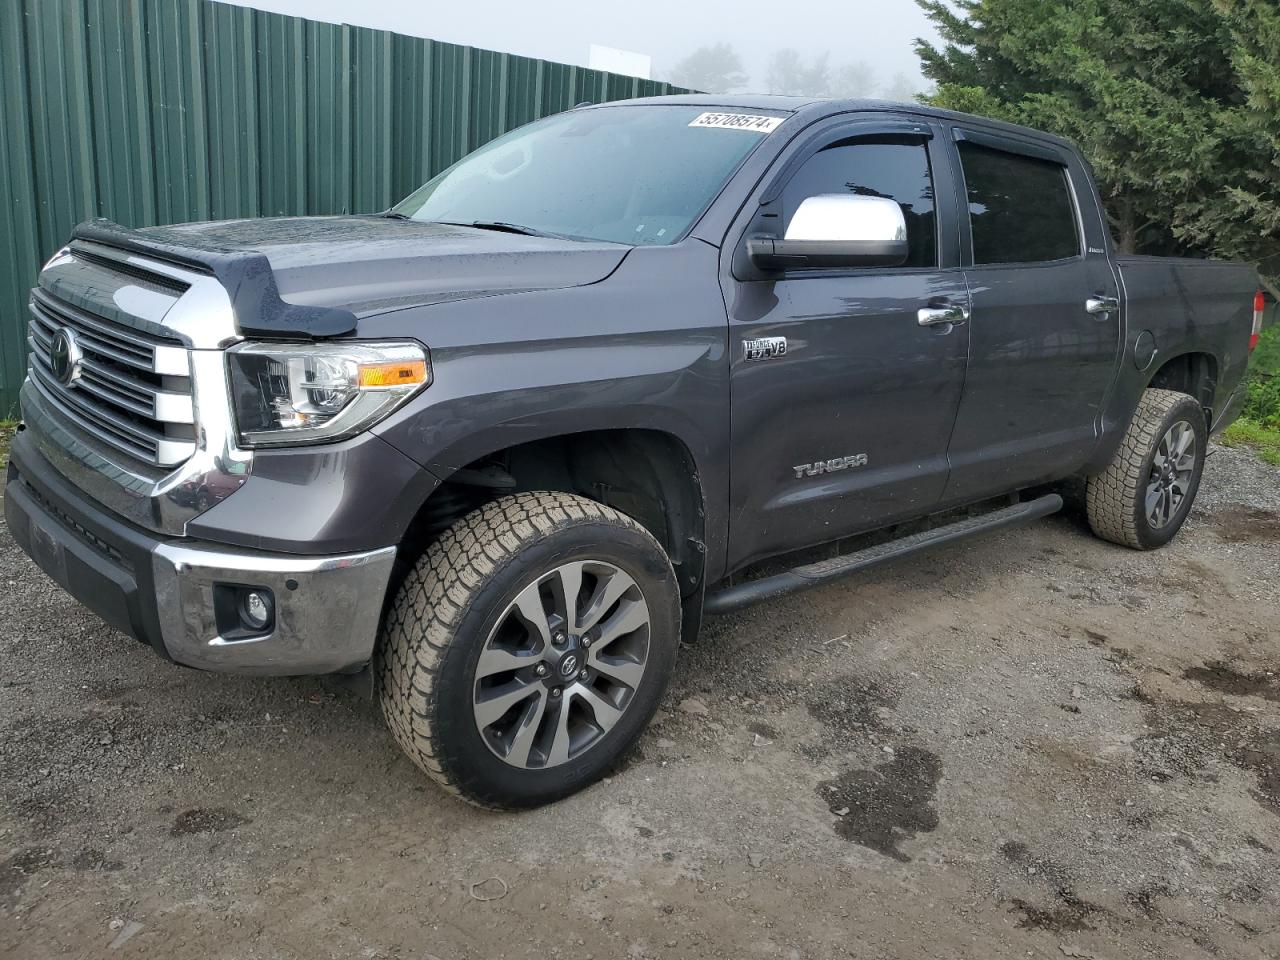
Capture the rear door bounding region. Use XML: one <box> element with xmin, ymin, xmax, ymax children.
<box><xmin>942</xmin><ymin>128</ymin><xmax>1121</xmax><ymax>504</ymax></box>
<box><xmin>723</xmin><ymin>118</ymin><xmax>971</xmax><ymax>570</ymax></box>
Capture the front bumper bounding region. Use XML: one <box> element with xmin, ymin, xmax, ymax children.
<box><xmin>5</xmin><ymin>432</ymin><xmax>396</xmax><ymax>675</ymax></box>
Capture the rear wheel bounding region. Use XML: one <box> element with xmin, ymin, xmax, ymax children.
<box><xmin>1086</xmin><ymin>389</ymin><xmax>1207</xmax><ymax>550</ymax></box>
<box><xmin>376</xmin><ymin>491</ymin><xmax>680</xmax><ymax>808</ymax></box>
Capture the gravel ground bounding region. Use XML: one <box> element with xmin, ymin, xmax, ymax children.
<box><xmin>2</xmin><ymin>436</ymin><xmax>1278</xmax><ymax>960</ymax></box>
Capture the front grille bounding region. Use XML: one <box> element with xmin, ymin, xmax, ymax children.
<box><xmin>27</xmin><ymin>286</ymin><xmax>197</xmax><ymax>469</ymax></box>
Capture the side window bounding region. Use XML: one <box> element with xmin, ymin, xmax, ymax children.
<box><xmin>957</xmin><ymin>142</ymin><xmax>1080</xmax><ymax>264</ymax></box>
<box><xmin>780</xmin><ymin>138</ymin><xmax>937</xmax><ymax>268</ymax></box>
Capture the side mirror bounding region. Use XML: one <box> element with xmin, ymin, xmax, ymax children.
<box><xmin>748</xmin><ymin>194</ymin><xmax>909</xmax><ymax>271</ymax></box>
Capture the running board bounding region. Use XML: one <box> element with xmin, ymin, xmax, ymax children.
<box><xmin>703</xmin><ymin>493</ymin><xmax>1063</xmax><ymax>616</ymax></box>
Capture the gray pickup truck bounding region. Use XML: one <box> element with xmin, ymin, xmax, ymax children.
<box><xmin>5</xmin><ymin>95</ymin><xmax>1264</xmax><ymax>807</ymax></box>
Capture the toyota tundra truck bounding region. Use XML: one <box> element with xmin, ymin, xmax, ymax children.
<box><xmin>4</xmin><ymin>96</ymin><xmax>1264</xmax><ymax>808</ymax></box>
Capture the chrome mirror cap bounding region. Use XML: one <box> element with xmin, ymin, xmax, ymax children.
<box><xmin>784</xmin><ymin>194</ymin><xmax>907</xmax><ymax>244</ymax></box>
<box><xmin>749</xmin><ymin>194</ymin><xmax>910</xmax><ymax>272</ymax></box>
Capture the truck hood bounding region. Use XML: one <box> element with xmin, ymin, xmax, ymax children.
<box><xmin>133</xmin><ymin>215</ymin><xmax>631</xmax><ymax>318</ymax></box>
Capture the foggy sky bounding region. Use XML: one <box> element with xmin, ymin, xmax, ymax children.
<box><xmin>213</xmin><ymin>0</ymin><xmax>940</xmax><ymax>94</ymax></box>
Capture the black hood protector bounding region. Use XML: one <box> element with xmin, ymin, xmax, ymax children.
<box><xmin>73</xmin><ymin>216</ymin><xmax>631</xmax><ymax>340</ymax></box>
<box><xmin>73</xmin><ymin>218</ymin><xmax>358</xmax><ymax>340</ymax></box>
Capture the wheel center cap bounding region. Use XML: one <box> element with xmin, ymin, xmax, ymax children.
<box><xmin>557</xmin><ymin>651</ymin><xmax>581</xmax><ymax>679</ymax></box>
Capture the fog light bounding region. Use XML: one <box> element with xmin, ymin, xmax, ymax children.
<box><xmin>239</xmin><ymin>589</ymin><xmax>274</xmax><ymax>631</ymax></box>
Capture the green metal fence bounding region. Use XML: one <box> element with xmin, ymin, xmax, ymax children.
<box><xmin>0</xmin><ymin>0</ymin><xmax>688</xmax><ymax>416</ymax></box>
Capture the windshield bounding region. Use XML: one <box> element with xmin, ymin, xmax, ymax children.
<box><xmin>391</xmin><ymin>105</ymin><xmax>782</xmax><ymax>245</ymax></box>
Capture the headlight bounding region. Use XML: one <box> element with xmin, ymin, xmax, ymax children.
<box><xmin>227</xmin><ymin>341</ymin><xmax>430</xmax><ymax>447</ymax></box>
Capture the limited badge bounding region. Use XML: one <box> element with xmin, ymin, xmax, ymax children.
<box><xmin>688</xmin><ymin>112</ymin><xmax>783</xmax><ymax>133</ymax></box>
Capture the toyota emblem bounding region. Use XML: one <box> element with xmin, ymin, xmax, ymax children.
<box><xmin>49</xmin><ymin>327</ymin><xmax>83</xmax><ymax>387</ymax></box>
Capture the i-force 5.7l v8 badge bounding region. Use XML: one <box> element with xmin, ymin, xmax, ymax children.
<box><xmin>743</xmin><ymin>337</ymin><xmax>787</xmax><ymax>361</ymax></box>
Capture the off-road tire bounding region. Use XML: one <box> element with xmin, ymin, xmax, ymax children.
<box><xmin>1086</xmin><ymin>389</ymin><xmax>1207</xmax><ymax>550</ymax></box>
<box><xmin>376</xmin><ymin>491</ymin><xmax>680</xmax><ymax>809</ymax></box>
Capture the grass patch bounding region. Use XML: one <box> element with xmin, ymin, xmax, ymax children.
<box><xmin>1221</xmin><ymin>418</ymin><xmax>1280</xmax><ymax>466</ymax></box>
<box><xmin>1226</xmin><ymin>306</ymin><xmax>1280</xmax><ymax>465</ymax></box>
<box><xmin>0</xmin><ymin>418</ymin><xmax>16</xmax><ymax>471</ymax></box>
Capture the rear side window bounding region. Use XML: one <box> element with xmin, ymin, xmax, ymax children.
<box><xmin>958</xmin><ymin>142</ymin><xmax>1080</xmax><ymax>265</ymax></box>
<box><xmin>780</xmin><ymin>138</ymin><xmax>937</xmax><ymax>268</ymax></box>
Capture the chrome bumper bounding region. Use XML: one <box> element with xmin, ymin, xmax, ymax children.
<box><xmin>152</xmin><ymin>541</ymin><xmax>396</xmax><ymax>675</ymax></box>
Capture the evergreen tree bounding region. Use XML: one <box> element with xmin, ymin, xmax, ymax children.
<box><xmin>766</xmin><ymin>49</ymin><xmax>833</xmax><ymax>97</ymax></box>
<box><xmin>833</xmin><ymin>61</ymin><xmax>878</xmax><ymax>98</ymax></box>
<box><xmin>916</xmin><ymin>0</ymin><xmax>1279</xmax><ymax>289</ymax></box>
<box><xmin>668</xmin><ymin>43</ymin><xmax>748</xmax><ymax>95</ymax></box>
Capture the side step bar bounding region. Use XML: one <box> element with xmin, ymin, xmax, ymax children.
<box><xmin>703</xmin><ymin>493</ymin><xmax>1063</xmax><ymax>616</ymax></box>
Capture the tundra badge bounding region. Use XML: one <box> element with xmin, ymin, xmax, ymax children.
<box><xmin>743</xmin><ymin>336</ymin><xmax>787</xmax><ymax>361</ymax></box>
<box><xmin>793</xmin><ymin>454</ymin><xmax>868</xmax><ymax>479</ymax></box>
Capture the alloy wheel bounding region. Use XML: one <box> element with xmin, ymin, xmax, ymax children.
<box><xmin>1145</xmin><ymin>420</ymin><xmax>1196</xmax><ymax>529</ymax></box>
<box><xmin>472</xmin><ymin>560</ymin><xmax>650</xmax><ymax>769</ymax></box>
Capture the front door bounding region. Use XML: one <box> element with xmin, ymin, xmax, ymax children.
<box><xmin>942</xmin><ymin>132</ymin><xmax>1122</xmax><ymax>504</ymax></box>
<box><xmin>724</xmin><ymin>127</ymin><xmax>970</xmax><ymax>571</ymax></box>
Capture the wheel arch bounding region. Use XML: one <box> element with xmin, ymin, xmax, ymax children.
<box><xmin>1085</xmin><ymin>350</ymin><xmax>1220</xmax><ymax>476</ymax></box>
<box><xmin>398</xmin><ymin>427</ymin><xmax>709</xmax><ymax>602</ymax></box>
<box><xmin>1144</xmin><ymin>350</ymin><xmax>1219</xmax><ymax>422</ymax></box>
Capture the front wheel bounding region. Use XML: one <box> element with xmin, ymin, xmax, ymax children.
<box><xmin>1086</xmin><ymin>389</ymin><xmax>1207</xmax><ymax>550</ymax></box>
<box><xmin>376</xmin><ymin>491</ymin><xmax>680</xmax><ymax>808</ymax></box>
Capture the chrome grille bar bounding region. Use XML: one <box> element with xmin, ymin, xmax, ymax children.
<box><xmin>26</xmin><ymin>261</ymin><xmax>198</xmax><ymax>468</ymax></box>
<box><xmin>30</xmin><ymin>288</ymin><xmax>188</xmax><ymax>376</ymax></box>
<box><xmin>27</xmin><ymin>363</ymin><xmax>195</xmax><ymax>465</ymax></box>
<box><xmin>21</xmin><ymin>240</ymin><xmax>249</xmax><ymax>537</ymax></box>
<box><xmin>27</xmin><ymin>328</ymin><xmax>195</xmax><ymax>425</ymax></box>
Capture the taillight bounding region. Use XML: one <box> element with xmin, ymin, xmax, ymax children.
<box><xmin>1252</xmin><ymin>289</ymin><xmax>1265</xmax><ymax>352</ymax></box>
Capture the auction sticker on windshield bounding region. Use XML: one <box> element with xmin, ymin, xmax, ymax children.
<box><xmin>688</xmin><ymin>112</ymin><xmax>783</xmax><ymax>133</ymax></box>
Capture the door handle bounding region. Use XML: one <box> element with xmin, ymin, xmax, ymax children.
<box><xmin>1086</xmin><ymin>295</ymin><xmax>1119</xmax><ymax>316</ymax></box>
<box><xmin>917</xmin><ymin>304</ymin><xmax>970</xmax><ymax>327</ymax></box>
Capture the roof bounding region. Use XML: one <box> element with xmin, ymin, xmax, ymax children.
<box><xmin>600</xmin><ymin>93</ymin><xmax>1078</xmax><ymax>153</ymax></box>
<box><xmin>604</xmin><ymin>93</ymin><xmax>823</xmax><ymax>111</ymax></box>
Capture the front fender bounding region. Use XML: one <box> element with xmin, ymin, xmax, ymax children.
<box><xmin>364</xmin><ymin>242</ymin><xmax>732</xmax><ymax>579</ymax></box>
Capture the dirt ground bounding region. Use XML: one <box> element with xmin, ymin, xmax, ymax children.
<box><xmin>2</xmin><ymin>436</ymin><xmax>1279</xmax><ymax>960</ymax></box>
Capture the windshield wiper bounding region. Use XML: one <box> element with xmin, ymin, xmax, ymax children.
<box><xmin>443</xmin><ymin>220</ymin><xmax>570</xmax><ymax>240</ymax></box>
<box><xmin>391</xmin><ymin>216</ymin><xmax>578</xmax><ymax>240</ymax></box>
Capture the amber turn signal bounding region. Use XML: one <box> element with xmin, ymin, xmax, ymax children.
<box><xmin>358</xmin><ymin>359</ymin><xmax>429</xmax><ymax>388</ymax></box>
